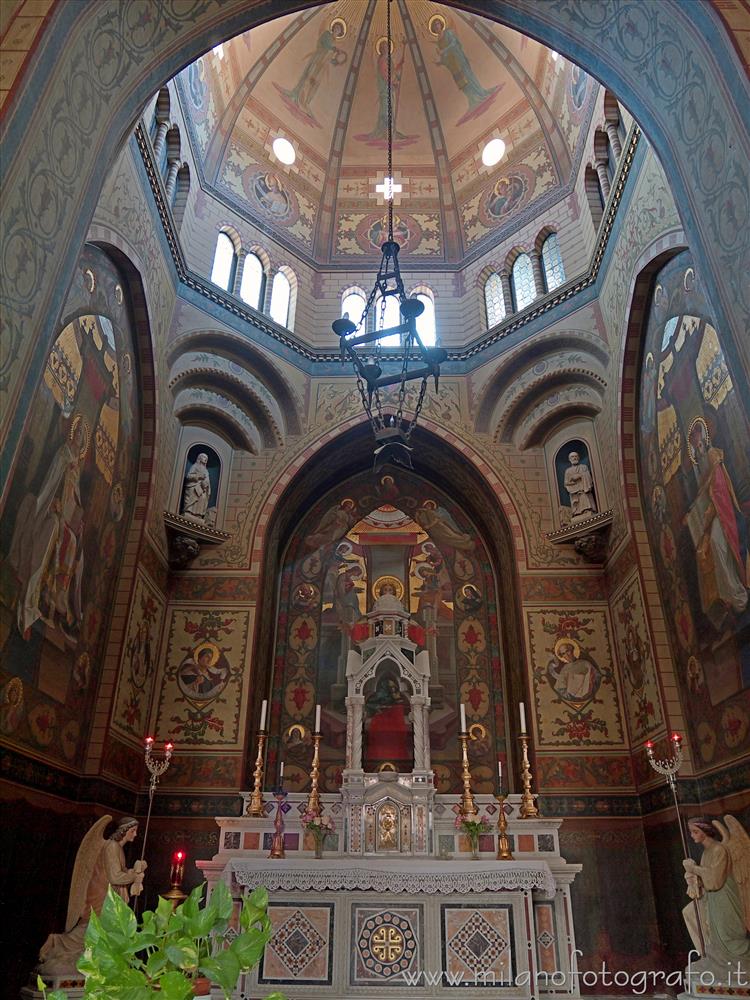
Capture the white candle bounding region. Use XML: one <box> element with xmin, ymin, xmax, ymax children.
<box><xmin>279</xmin><ymin>761</ymin><xmax>284</xmax><ymax>780</ymax></box>
<box><xmin>460</xmin><ymin>703</ymin><xmax>467</xmax><ymax>732</ymax></box>
<box><xmin>315</xmin><ymin>704</ymin><xmax>321</xmax><ymax>733</ymax></box>
<box><xmin>498</xmin><ymin>760</ymin><xmax>503</xmax><ymax>781</ymax></box>
<box><xmin>259</xmin><ymin>699</ymin><xmax>267</xmax><ymax>731</ymax></box>
<box><xmin>519</xmin><ymin>702</ymin><xmax>527</xmax><ymax>734</ymax></box>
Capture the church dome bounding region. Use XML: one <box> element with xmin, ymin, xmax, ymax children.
<box><xmin>177</xmin><ymin>0</ymin><xmax>595</xmax><ymax>267</ymax></box>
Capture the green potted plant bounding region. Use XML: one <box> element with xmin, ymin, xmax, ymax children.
<box><xmin>37</xmin><ymin>881</ymin><xmax>285</xmax><ymax>1000</ymax></box>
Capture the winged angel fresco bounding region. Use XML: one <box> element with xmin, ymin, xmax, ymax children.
<box><xmin>683</xmin><ymin>815</ymin><xmax>750</xmax><ymax>977</ymax></box>
<box><xmin>36</xmin><ymin>815</ymin><xmax>146</xmax><ymax>976</ymax></box>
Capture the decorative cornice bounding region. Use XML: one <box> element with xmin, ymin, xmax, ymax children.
<box><xmin>135</xmin><ymin>121</ymin><xmax>641</xmax><ymax>365</ymax></box>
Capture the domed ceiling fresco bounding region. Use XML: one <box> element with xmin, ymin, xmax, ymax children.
<box><xmin>177</xmin><ymin>0</ymin><xmax>597</xmax><ymax>266</ymax></box>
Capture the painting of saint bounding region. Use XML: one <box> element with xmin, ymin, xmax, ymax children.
<box><xmin>8</xmin><ymin>415</ymin><xmax>89</xmax><ymax>640</ymax></box>
<box><xmin>570</xmin><ymin>64</ymin><xmax>588</xmax><ymax>110</ymax></box>
<box><xmin>355</xmin><ymin>36</ymin><xmax>419</xmax><ymax>149</ymax></box>
<box><xmin>547</xmin><ymin>638</ymin><xmax>601</xmax><ymax>703</ymax></box>
<box><xmin>365</xmin><ymin>672</ymin><xmax>412</xmax><ymax>770</ymax></box>
<box><xmin>428</xmin><ymin>14</ymin><xmax>501</xmax><ymax>125</ymax></box>
<box><xmin>274</xmin><ymin>17</ymin><xmax>347</xmax><ymax>129</ymax></box>
<box><xmin>414</xmin><ymin>500</ymin><xmax>474</xmax><ymax>551</ymax></box>
<box><xmin>250</xmin><ymin>173</ymin><xmax>292</xmax><ymax>221</ymax></box>
<box><xmin>638</xmin><ymin>251</ymin><xmax>750</xmax><ymax>726</ymax></box>
<box><xmin>685</xmin><ymin>418</ymin><xmax>749</xmax><ymax>630</ymax></box>
<box><xmin>177</xmin><ymin>643</ymin><xmax>229</xmax><ymax>702</ymax></box>
<box><xmin>485</xmin><ymin>174</ymin><xmax>526</xmax><ymax>223</ymax></box>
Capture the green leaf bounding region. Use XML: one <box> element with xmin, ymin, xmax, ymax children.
<box><xmin>230</xmin><ymin>928</ymin><xmax>270</xmax><ymax>970</ymax></box>
<box><xmin>200</xmin><ymin>947</ymin><xmax>240</xmax><ymax>995</ymax></box>
<box><xmin>239</xmin><ymin>904</ymin><xmax>264</xmax><ymax>932</ymax></box>
<box><xmin>165</xmin><ymin>938</ymin><xmax>199</xmax><ymax>971</ymax></box>
<box><xmin>155</xmin><ymin>894</ymin><xmax>175</xmax><ymax>931</ymax></box>
<box><xmin>99</xmin><ymin>886</ymin><xmax>138</xmax><ymax>943</ymax></box>
<box><xmin>156</xmin><ymin>970</ymin><xmax>194</xmax><ymax>1000</ymax></box>
<box><xmin>211</xmin><ymin>880</ymin><xmax>234</xmax><ymax>921</ymax></box>
<box><xmin>249</xmin><ymin>885</ymin><xmax>269</xmax><ymax>910</ymax></box>
<box><xmin>264</xmin><ymin>993</ymin><xmax>289</xmax><ymax>1000</ymax></box>
<box><xmin>145</xmin><ymin>949</ymin><xmax>169</xmax><ymax>978</ymax></box>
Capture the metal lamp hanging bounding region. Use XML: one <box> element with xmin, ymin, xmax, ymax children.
<box><xmin>331</xmin><ymin>0</ymin><xmax>447</xmax><ymax>470</ymax></box>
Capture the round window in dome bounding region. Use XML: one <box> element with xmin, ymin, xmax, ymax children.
<box><xmin>272</xmin><ymin>137</ymin><xmax>296</xmax><ymax>165</ymax></box>
<box><xmin>481</xmin><ymin>138</ymin><xmax>506</xmax><ymax>167</ymax></box>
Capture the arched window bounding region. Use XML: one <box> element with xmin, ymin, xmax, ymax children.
<box><xmin>341</xmin><ymin>289</ymin><xmax>366</xmax><ymax>330</ymax></box>
<box><xmin>240</xmin><ymin>252</ymin><xmax>264</xmax><ymax>309</ymax></box>
<box><xmin>511</xmin><ymin>254</ymin><xmax>536</xmax><ymax>311</ymax></box>
<box><xmin>413</xmin><ymin>290</ymin><xmax>436</xmax><ymax>347</ymax></box>
<box><xmin>211</xmin><ymin>232</ymin><xmax>236</xmax><ymax>291</ymax></box>
<box><xmin>269</xmin><ymin>270</ymin><xmax>291</xmax><ymax>327</ymax></box>
<box><xmin>541</xmin><ymin>233</ymin><xmax>565</xmax><ymax>292</ymax></box>
<box><xmin>484</xmin><ymin>272</ymin><xmax>506</xmax><ymax>328</ymax></box>
<box><xmin>375</xmin><ymin>294</ymin><xmax>401</xmax><ymax>347</ymax></box>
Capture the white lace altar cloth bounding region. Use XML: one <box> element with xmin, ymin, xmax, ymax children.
<box><xmin>229</xmin><ymin>856</ymin><xmax>555</xmax><ymax>897</ymax></box>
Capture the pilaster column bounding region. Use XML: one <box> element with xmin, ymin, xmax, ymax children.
<box><xmin>595</xmin><ymin>158</ymin><xmax>611</xmax><ymax>200</ymax></box>
<box><xmin>165</xmin><ymin>159</ymin><xmax>180</xmax><ymax>201</ymax></box>
<box><xmin>531</xmin><ymin>251</ymin><xmax>546</xmax><ymax>298</ymax></box>
<box><xmin>152</xmin><ymin>121</ymin><xmax>169</xmax><ymax>160</ymax></box>
<box><xmin>233</xmin><ymin>248</ymin><xmax>247</xmax><ymax>296</ymax></box>
<box><xmin>605</xmin><ymin>122</ymin><xmax>622</xmax><ymax>159</ymax></box>
<box><xmin>345</xmin><ymin>695</ymin><xmax>364</xmax><ymax>770</ymax></box>
<box><xmin>500</xmin><ymin>268</ymin><xmax>513</xmax><ymax>315</ymax></box>
<box><xmin>411</xmin><ymin>696</ymin><xmax>427</xmax><ymax>771</ymax></box>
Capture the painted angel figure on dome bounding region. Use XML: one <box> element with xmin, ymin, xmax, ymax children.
<box><xmin>682</xmin><ymin>815</ymin><xmax>750</xmax><ymax>980</ymax></box>
<box><xmin>36</xmin><ymin>815</ymin><xmax>146</xmax><ymax>977</ymax></box>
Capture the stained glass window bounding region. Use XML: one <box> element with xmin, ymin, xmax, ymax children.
<box><xmin>541</xmin><ymin>233</ymin><xmax>566</xmax><ymax>292</ymax></box>
<box><xmin>484</xmin><ymin>272</ymin><xmax>506</xmax><ymax>327</ymax></box>
<box><xmin>512</xmin><ymin>254</ymin><xmax>536</xmax><ymax>310</ymax></box>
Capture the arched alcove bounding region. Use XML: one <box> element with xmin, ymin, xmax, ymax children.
<box><xmin>248</xmin><ymin>422</ymin><xmax>527</xmax><ymax>795</ymax></box>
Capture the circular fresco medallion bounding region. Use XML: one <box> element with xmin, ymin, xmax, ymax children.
<box><xmin>245</xmin><ymin>171</ymin><xmax>298</xmax><ymax>224</ymax></box>
<box><xmin>177</xmin><ymin>641</ymin><xmax>230</xmax><ymax>702</ymax></box>
<box><xmin>547</xmin><ymin>639</ymin><xmax>602</xmax><ymax>704</ymax></box>
<box><xmin>355</xmin><ymin>213</ymin><xmax>421</xmax><ymax>254</ymax></box>
<box><xmin>372</xmin><ymin>575</ymin><xmax>405</xmax><ymax>603</ymax></box>
<box><xmin>29</xmin><ymin>703</ymin><xmax>57</xmax><ymax>747</ymax></box>
<box><xmin>720</xmin><ymin>704</ymin><xmax>748</xmax><ymax>749</ymax></box>
<box><xmin>479</xmin><ymin>169</ymin><xmax>533</xmax><ymax>227</ymax></box>
<box><xmin>293</xmin><ymin>582</ymin><xmax>319</xmax><ymax>610</ymax></box>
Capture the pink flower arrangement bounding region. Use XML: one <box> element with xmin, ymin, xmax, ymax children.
<box><xmin>301</xmin><ymin>811</ymin><xmax>335</xmax><ymax>834</ymax></box>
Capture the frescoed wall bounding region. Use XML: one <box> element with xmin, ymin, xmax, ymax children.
<box><xmin>0</xmin><ymin>245</ymin><xmax>140</xmax><ymax>769</ymax></box>
<box><xmin>638</xmin><ymin>251</ymin><xmax>750</xmax><ymax>767</ymax></box>
<box><xmin>270</xmin><ymin>468</ymin><xmax>507</xmax><ymax>794</ymax></box>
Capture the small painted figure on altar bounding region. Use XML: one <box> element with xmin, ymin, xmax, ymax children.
<box><xmin>365</xmin><ymin>671</ymin><xmax>413</xmax><ymax>771</ymax></box>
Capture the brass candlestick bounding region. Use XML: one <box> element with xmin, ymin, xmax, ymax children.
<box><xmin>162</xmin><ymin>850</ymin><xmax>187</xmax><ymax>908</ymax></box>
<box><xmin>458</xmin><ymin>732</ymin><xmax>478</xmax><ymax>819</ymax></box>
<box><xmin>246</xmin><ymin>730</ymin><xmax>267</xmax><ymax>816</ymax></box>
<box><xmin>269</xmin><ymin>790</ymin><xmax>287</xmax><ymax>859</ymax></box>
<box><xmin>495</xmin><ymin>794</ymin><xmax>514</xmax><ymax>860</ymax></box>
<box><xmin>518</xmin><ymin>733</ymin><xmax>540</xmax><ymax>818</ymax></box>
<box><xmin>305</xmin><ymin>732</ymin><xmax>322</xmax><ymax>817</ymax></box>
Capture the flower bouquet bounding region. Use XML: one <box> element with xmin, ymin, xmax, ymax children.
<box><xmin>301</xmin><ymin>811</ymin><xmax>335</xmax><ymax>858</ymax></box>
<box><xmin>455</xmin><ymin>813</ymin><xmax>491</xmax><ymax>859</ymax></box>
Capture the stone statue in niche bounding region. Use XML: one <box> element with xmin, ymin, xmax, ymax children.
<box><xmin>181</xmin><ymin>452</ymin><xmax>211</xmax><ymax>522</ymax></box>
<box><xmin>682</xmin><ymin>815</ymin><xmax>750</xmax><ymax>981</ymax></box>
<box><xmin>564</xmin><ymin>451</ymin><xmax>597</xmax><ymax>520</ymax></box>
<box><xmin>36</xmin><ymin>815</ymin><xmax>146</xmax><ymax>976</ymax></box>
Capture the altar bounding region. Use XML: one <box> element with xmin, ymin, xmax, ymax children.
<box><xmin>197</xmin><ymin>793</ymin><xmax>581</xmax><ymax>998</ymax></box>
<box><xmin>196</xmin><ymin>589</ymin><xmax>582</xmax><ymax>997</ymax></box>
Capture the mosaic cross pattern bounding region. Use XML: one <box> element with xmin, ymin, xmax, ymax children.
<box><xmin>352</xmin><ymin>905</ymin><xmax>421</xmax><ymax>985</ymax></box>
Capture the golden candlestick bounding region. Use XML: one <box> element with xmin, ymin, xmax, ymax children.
<box><xmin>305</xmin><ymin>732</ymin><xmax>322</xmax><ymax>817</ymax></box>
<box><xmin>458</xmin><ymin>732</ymin><xmax>478</xmax><ymax>819</ymax></box>
<box><xmin>246</xmin><ymin>730</ymin><xmax>267</xmax><ymax>816</ymax></box>
<box><xmin>518</xmin><ymin>733</ymin><xmax>540</xmax><ymax>818</ymax></box>
<box><xmin>495</xmin><ymin>794</ymin><xmax>514</xmax><ymax>860</ymax></box>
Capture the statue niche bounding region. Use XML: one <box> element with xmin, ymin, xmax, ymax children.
<box><xmin>180</xmin><ymin>444</ymin><xmax>220</xmax><ymax>526</ymax></box>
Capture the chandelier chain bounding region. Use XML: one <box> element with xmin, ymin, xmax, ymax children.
<box><xmin>386</xmin><ymin>0</ymin><xmax>394</xmax><ymax>243</ymax></box>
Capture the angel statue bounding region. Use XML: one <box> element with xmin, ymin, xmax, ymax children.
<box><xmin>682</xmin><ymin>815</ymin><xmax>750</xmax><ymax>982</ymax></box>
<box><xmin>36</xmin><ymin>815</ymin><xmax>147</xmax><ymax>976</ymax></box>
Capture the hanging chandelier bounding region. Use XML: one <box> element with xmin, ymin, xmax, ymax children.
<box><xmin>332</xmin><ymin>0</ymin><xmax>447</xmax><ymax>471</ymax></box>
